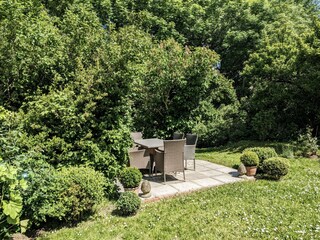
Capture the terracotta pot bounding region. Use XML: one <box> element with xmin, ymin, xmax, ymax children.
<box><xmin>245</xmin><ymin>166</ymin><xmax>257</xmax><ymax>176</ymax></box>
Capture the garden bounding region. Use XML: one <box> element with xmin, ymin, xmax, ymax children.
<box><xmin>1</xmin><ymin>0</ymin><xmax>320</xmax><ymax>239</ymax></box>
<box><xmin>38</xmin><ymin>141</ymin><xmax>320</xmax><ymax>239</ymax></box>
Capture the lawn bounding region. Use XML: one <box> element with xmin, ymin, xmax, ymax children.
<box><xmin>39</xmin><ymin>141</ymin><xmax>320</xmax><ymax>240</ymax></box>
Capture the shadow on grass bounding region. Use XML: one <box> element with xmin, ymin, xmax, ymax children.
<box><xmin>25</xmin><ymin>211</ymin><xmax>95</xmax><ymax>239</ymax></box>
<box><xmin>196</xmin><ymin>140</ymin><xmax>290</xmax><ymax>154</ymax></box>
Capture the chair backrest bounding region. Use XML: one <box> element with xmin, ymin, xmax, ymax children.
<box><xmin>130</xmin><ymin>132</ymin><xmax>143</xmax><ymax>141</ymax></box>
<box><xmin>128</xmin><ymin>148</ymin><xmax>150</xmax><ymax>169</ymax></box>
<box><xmin>163</xmin><ymin>139</ymin><xmax>186</xmax><ymax>172</ymax></box>
<box><xmin>173</xmin><ymin>132</ymin><xmax>184</xmax><ymax>139</ymax></box>
<box><xmin>186</xmin><ymin>133</ymin><xmax>198</xmax><ymax>145</ymax></box>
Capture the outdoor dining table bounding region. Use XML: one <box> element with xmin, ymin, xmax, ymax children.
<box><xmin>134</xmin><ymin>138</ymin><xmax>164</xmax><ymax>155</ymax></box>
<box><xmin>134</xmin><ymin>138</ymin><xmax>164</xmax><ymax>173</ymax></box>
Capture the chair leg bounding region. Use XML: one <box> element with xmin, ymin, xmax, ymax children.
<box><xmin>183</xmin><ymin>169</ymin><xmax>185</xmax><ymax>181</ymax></box>
<box><xmin>163</xmin><ymin>173</ymin><xmax>166</xmax><ymax>184</ymax></box>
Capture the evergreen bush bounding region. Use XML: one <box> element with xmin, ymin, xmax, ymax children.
<box><xmin>23</xmin><ymin>165</ymin><xmax>106</xmax><ymax>225</ymax></box>
<box><xmin>118</xmin><ymin>167</ymin><xmax>142</xmax><ymax>189</ymax></box>
<box><xmin>259</xmin><ymin>157</ymin><xmax>290</xmax><ymax>180</ymax></box>
<box><xmin>240</xmin><ymin>151</ymin><xmax>259</xmax><ymax>167</ymax></box>
<box><xmin>116</xmin><ymin>192</ymin><xmax>141</xmax><ymax>216</ymax></box>
<box><xmin>244</xmin><ymin>147</ymin><xmax>278</xmax><ymax>163</ymax></box>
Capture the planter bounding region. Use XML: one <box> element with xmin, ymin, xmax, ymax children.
<box><xmin>245</xmin><ymin>166</ymin><xmax>257</xmax><ymax>176</ymax></box>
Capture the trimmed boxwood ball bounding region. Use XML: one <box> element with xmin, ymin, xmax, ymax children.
<box><xmin>119</xmin><ymin>167</ymin><xmax>142</xmax><ymax>188</ymax></box>
<box><xmin>260</xmin><ymin>157</ymin><xmax>289</xmax><ymax>180</ymax></box>
<box><xmin>240</xmin><ymin>151</ymin><xmax>259</xmax><ymax>167</ymax></box>
<box><xmin>244</xmin><ymin>147</ymin><xmax>278</xmax><ymax>164</ymax></box>
<box><xmin>116</xmin><ymin>191</ymin><xmax>141</xmax><ymax>216</ymax></box>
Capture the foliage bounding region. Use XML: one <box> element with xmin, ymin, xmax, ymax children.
<box><xmin>0</xmin><ymin>0</ymin><xmax>64</xmax><ymax>110</ymax></box>
<box><xmin>0</xmin><ymin>162</ymin><xmax>28</xmax><ymax>238</ymax></box>
<box><xmin>295</xmin><ymin>127</ymin><xmax>318</xmax><ymax>157</ymax></box>
<box><xmin>242</xmin><ymin>2</ymin><xmax>320</xmax><ymax>140</ymax></box>
<box><xmin>131</xmin><ymin>37</ymin><xmax>237</xmax><ymax>140</ymax></box>
<box><xmin>115</xmin><ymin>191</ymin><xmax>141</xmax><ymax>216</ymax></box>
<box><xmin>58</xmin><ymin>166</ymin><xmax>106</xmax><ymax>221</ymax></box>
<box><xmin>38</xmin><ymin>144</ymin><xmax>320</xmax><ymax>240</ymax></box>
<box><xmin>259</xmin><ymin>157</ymin><xmax>290</xmax><ymax>180</ymax></box>
<box><xmin>22</xmin><ymin>164</ymin><xmax>65</xmax><ymax>225</ymax></box>
<box><xmin>118</xmin><ymin>167</ymin><xmax>142</xmax><ymax>189</ymax></box>
<box><xmin>23</xmin><ymin>165</ymin><xmax>106</xmax><ymax>225</ymax></box>
<box><xmin>244</xmin><ymin>147</ymin><xmax>278</xmax><ymax>164</ymax></box>
<box><xmin>240</xmin><ymin>151</ymin><xmax>259</xmax><ymax>167</ymax></box>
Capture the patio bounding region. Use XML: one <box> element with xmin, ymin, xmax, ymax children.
<box><xmin>137</xmin><ymin>159</ymin><xmax>244</xmax><ymax>201</ymax></box>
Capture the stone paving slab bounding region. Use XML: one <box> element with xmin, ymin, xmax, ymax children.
<box><xmin>151</xmin><ymin>185</ymin><xmax>179</xmax><ymax>198</ymax></box>
<box><xmin>171</xmin><ymin>181</ymin><xmax>202</xmax><ymax>192</ymax></box>
<box><xmin>140</xmin><ymin>159</ymin><xmax>244</xmax><ymax>201</ymax></box>
<box><xmin>198</xmin><ymin>169</ymin><xmax>225</xmax><ymax>177</ymax></box>
<box><xmin>191</xmin><ymin>178</ymin><xmax>225</xmax><ymax>187</ymax></box>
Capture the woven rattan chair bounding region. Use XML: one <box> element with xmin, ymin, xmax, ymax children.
<box><xmin>184</xmin><ymin>134</ymin><xmax>198</xmax><ymax>170</ymax></box>
<box><xmin>130</xmin><ymin>132</ymin><xmax>143</xmax><ymax>141</ymax></box>
<box><xmin>154</xmin><ymin>139</ymin><xmax>186</xmax><ymax>183</ymax></box>
<box><xmin>130</xmin><ymin>132</ymin><xmax>143</xmax><ymax>148</ymax></box>
<box><xmin>173</xmin><ymin>132</ymin><xmax>184</xmax><ymax>139</ymax></box>
<box><xmin>128</xmin><ymin>148</ymin><xmax>151</xmax><ymax>174</ymax></box>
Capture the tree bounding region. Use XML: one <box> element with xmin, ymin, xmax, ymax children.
<box><xmin>242</xmin><ymin>2</ymin><xmax>320</xmax><ymax>139</ymax></box>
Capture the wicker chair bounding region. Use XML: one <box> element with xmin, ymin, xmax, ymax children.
<box><xmin>130</xmin><ymin>132</ymin><xmax>143</xmax><ymax>148</ymax></box>
<box><xmin>173</xmin><ymin>132</ymin><xmax>184</xmax><ymax>139</ymax></box>
<box><xmin>154</xmin><ymin>139</ymin><xmax>186</xmax><ymax>183</ymax></box>
<box><xmin>128</xmin><ymin>148</ymin><xmax>151</xmax><ymax>174</ymax></box>
<box><xmin>184</xmin><ymin>134</ymin><xmax>198</xmax><ymax>170</ymax></box>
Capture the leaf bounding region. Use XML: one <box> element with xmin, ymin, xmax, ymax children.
<box><xmin>7</xmin><ymin>215</ymin><xmax>19</xmax><ymax>225</ymax></box>
<box><xmin>20</xmin><ymin>219</ymin><xmax>29</xmax><ymax>233</ymax></box>
<box><xmin>2</xmin><ymin>199</ymin><xmax>22</xmax><ymax>220</ymax></box>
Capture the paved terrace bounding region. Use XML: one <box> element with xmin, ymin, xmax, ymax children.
<box><xmin>139</xmin><ymin>160</ymin><xmax>244</xmax><ymax>201</ymax></box>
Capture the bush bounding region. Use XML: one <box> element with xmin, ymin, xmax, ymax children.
<box><xmin>259</xmin><ymin>157</ymin><xmax>290</xmax><ymax>180</ymax></box>
<box><xmin>59</xmin><ymin>166</ymin><xmax>106</xmax><ymax>221</ymax></box>
<box><xmin>118</xmin><ymin>167</ymin><xmax>142</xmax><ymax>189</ymax></box>
<box><xmin>295</xmin><ymin>127</ymin><xmax>318</xmax><ymax>157</ymax></box>
<box><xmin>244</xmin><ymin>147</ymin><xmax>278</xmax><ymax>163</ymax></box>
<box><xmin>0</xmin><ymin>162</ymin><xmax>28</xmax><ymax>238</ymax></box>
<box><xmin>23</xmin><ymin>165</ymin><xmax>106</xmax><ymax>225</ymax></box>
<box><xmin>115</xmin><ymin>192</ymin><xmax>141</xmax><ymax>216</ymax></box>
<box><xmin>240</xmin><ymin>151</ymin><xmax>259</xmax><ymax>167</ymax></box>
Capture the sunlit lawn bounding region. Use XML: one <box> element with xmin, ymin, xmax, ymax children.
<box><xmin>39</xmin><ymin>141</ymin><xmax>320</xmax><ymax>240</ymax></box>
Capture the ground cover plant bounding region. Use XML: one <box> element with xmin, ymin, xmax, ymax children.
<box><xmin>38</xmin><ymin>142</ymin><xmax>320</xmax><ymax>239</ymax></box>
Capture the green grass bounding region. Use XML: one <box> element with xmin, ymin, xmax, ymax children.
<box><xmin>39</xmin><ymin>141</ymin><xmax>320</xmax><ymax>240</ymax></box>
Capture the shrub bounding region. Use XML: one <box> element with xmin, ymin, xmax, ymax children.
<box><xmin>259</xmin><ymin>157</ymin><xmax>290</xmax><ymax>180</ymax></box>
<box><xmin>244</xmin><ymin>147</ymin><xmax>278</xmax><ymax>163</ymax></box>
<box><xmin>59</xmin><ymin>166</ymin><xmax>106</xmax><ymax>221</ymax></box>
<box><xmin>295</xmin><ymin>127</ymin><xmax>318</xmax><ymax>157</ymax></box>
<box><xmin>240</xmin><ymin>151</ymin><xmax>259</xmax><ymax>167</ymax></box>
<box><xmin>116</xmin><ymin>192</ymin><xmax>141</xmax><ymax>216</ymax></box>
<box><xmin>0</xmin><ymin>163</ymin><xmax>28</xmax><ymax>238</ymax></box>
<box><xmin>118</xmin><ymin>167</ymin><xmax>142</xmax><ymax>189</ymax></box>
<box><xmin>23</xmin><ymin>165</ymin><xmax>106</xmax><ymax>225</ymax></box>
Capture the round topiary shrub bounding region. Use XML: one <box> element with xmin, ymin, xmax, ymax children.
<box><xmin>259</xmin><ymin>157</ymin><xmax>289</xmax><ymax>180</ymax></box>
<box><xmin>118</xmin><ymin>167</ymin><xmax>142</xmax><ymax>189</ymax></box>
<box><xmin>240</xmin><ymin>151</ymin><xmax>259</xmax><ymax>167</ymax></box>
<box><xmin>116</xmin><ymin>192</ymin><xmax>141</xmax><ymax>216</ymax></box>
<box><xmin>244</xmin><ymin>147</ymin><xmax>278</xmax><ymax>163</ymax></box>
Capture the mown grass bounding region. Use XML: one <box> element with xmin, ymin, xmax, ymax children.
<box><xmin>39</xmin><ymin>141</ymin><xmax>320</xmax><ymax>240</ymax></box>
